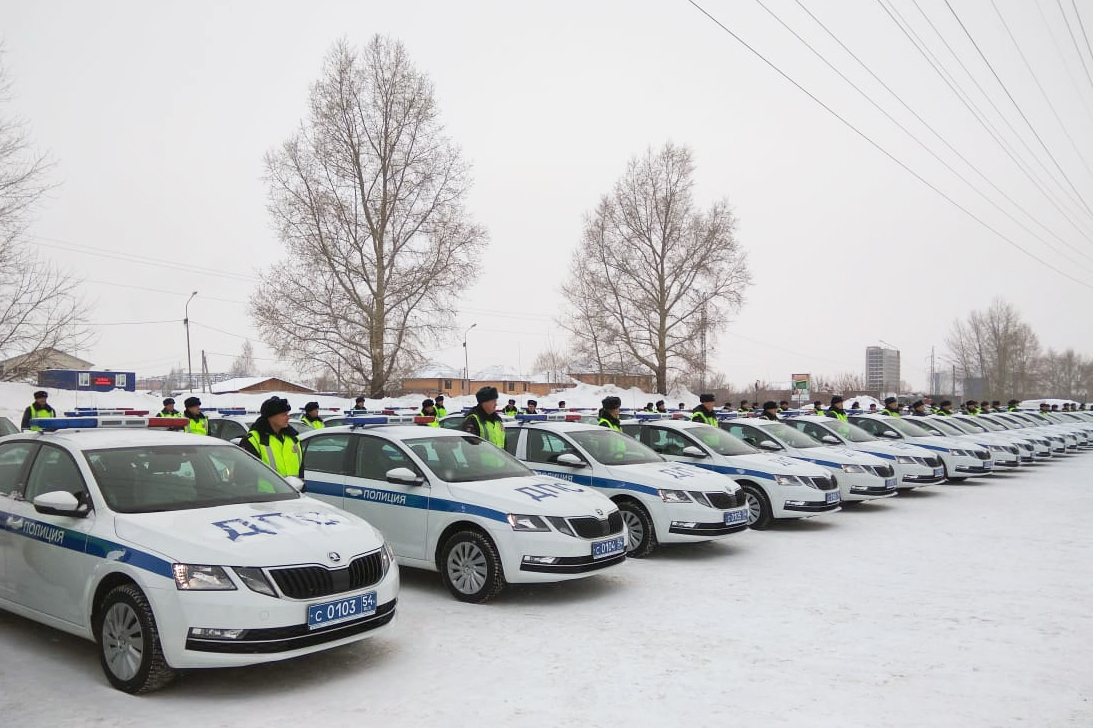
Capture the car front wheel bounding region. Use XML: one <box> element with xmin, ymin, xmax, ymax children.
<box><xmin>96</xmin><ymin>583</ymin><xmax>175</xmax><ymax>694</ymax></box>
<box><xmin>439</xmin><ymin>530</ymin><xmax>505</xmax><ymax>603</ymax></box>
<box><xmin>617</xmin><ymin>499</ymin><xmax>658</xmax><ymax>557</ymax></box>
<box><xmin>742</xmin><ymin>484</ymin><xmax>773</xmax><ymax>530</ymax></box>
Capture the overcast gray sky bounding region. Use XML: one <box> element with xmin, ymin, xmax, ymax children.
<box><xmin>4</xmin><ymin>0</ymin><xmax>1092</xmax><ymax>391</ymax></box>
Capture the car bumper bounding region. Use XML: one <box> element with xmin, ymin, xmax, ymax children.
<box><xmin>502</xmin><ymin>527</ymin><xmax>628</xmax><ymax>583</ymax></box>
<box><xmin>842</xmin><ymin>474</ymin><xmax>899</xmax><ymax>502</ymax></box>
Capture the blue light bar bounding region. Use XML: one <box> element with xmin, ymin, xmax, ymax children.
<box><xmin>715</xmin><ymin>412</ymin><xmax>740</xmax><ymax>420</ymax></box>
<box><xmin>216</xmin><ymin>408</ymin><xmax>248</xmax><ymax>414</ymax></box>
<box><xmin>30</xmin><ymin>417</ymin><xmax>99</xmax><ymax>430</ymax></box>
<box><xmin>345</xmin><ymin>409</ymin><xmax>372</xmax><ymax>416</ymax></box>
<box><xmin>345</xmin><ymin>416</ymin><xmax>389</xmax><ymax>426</ymax></box>
<box><xmin>515</xmin><ymin>414</ymin><xmax>547</xmax><ymax>422</ymax></box>
<box><xmin>634</xmin><ymin>412</ymin><xmax>664</xmax><ymax>420</ymax></box>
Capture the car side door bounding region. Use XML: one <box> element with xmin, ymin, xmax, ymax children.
<box><xmin>724</xmin><ymin>423</ymin><xmax>785</xmax><ymax>452</ymax></box>
<box><xmin>519</xmin><ymin>429</ymin><xmax>594</xmax><ymax>488</ymax></box>
<box><xmin>300</xmin><ymin>432</ymin><xmax>356</xmax><ymax>509</ymax></box>
<box><xmin>347</xmin><ymin>434</ymin><xmax>430</xmax><ymax>561</ymax></box>
<box><xmin>790</xmin><ymin>420</ymin><xmax>841</xmax><ymax>446</ymax></box>
<box><xmin>0</xmin><ymin>440</ymin><xmax>39</xmax><ymax>600</ymax></box>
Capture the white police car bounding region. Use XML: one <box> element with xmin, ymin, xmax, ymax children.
<box><xmin>502</xmin><ymin>417</ymin><xmax>750</xmax><ymax>557</ymax></box>
<box><xmin>0</xmin><ymin>416</ymin><xmax>398</xmax><ymax>693</ymax></box>
<box><xmin>906</xmin><ymin>416</ymin><xmax>1023</xmax><ymax>468</ymax></box>
<box><xmin>782</xmin><ymin>415</ymin><xmax>946</xmax><ymax>488</ymax></box>
<box><xmin>849</xmin><ymin>415</ymin><xmax>995</xmax><ymax>480</ymax></box>
<box><xmin>297</xmin><ymin>417</ymin><xmax>626</xmax><ymax>604</ymax></box>
<box><xmin>718</xmin><ymin>418</ymin><xmax>899</xmax><ymax>502</ymax></box>
<box><xmin>617</xmin><ymin>416</ymin><xmax>840</xmax><ymax>529</ymax></box>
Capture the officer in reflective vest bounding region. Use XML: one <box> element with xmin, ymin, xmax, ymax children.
<box><xmin>420</xmin><ymin>398</ymin><xmax>440</xmax><ymax>427</ymax></box>
<box><xmin>1007</xmin><ymin>399</ymin><xmax>1019</xmax><ymax>412</ymax></box>
<box><xmin>757</xmin><ymin>400</ymin><xmax>780</xmax><ymax>421</ymax></box>
<box><xmin>158</xmin><ymin>397</ymin><xmax>183</xmax><ymax>417</ymax></box>
<box><xmin>461</xmin><ymin>386</ymin><xmax>505</xmax><ymax>447</ymax></box>
<box><xmin>523</xmin><ymin>399</ymin><xmax>539</xmax><ymax>415</ymax></box>
<box><xmin>183</xmin><ymin>396</ymin><xmax>209</xmax><ymax>435</ymax></box>
<box><xmin>691</xmin><ymin>394</ymin><xmax>719</xmax><ymax>426</ymax></box>
<box><xmin>936</xmin><ymin>400</ymin><xmax>955</xmax><ymax>416</ymax></box>
<box><xmin>434</xmin><ymin>394</ymin><xmax>448</xmax><ymax>418</ymax></box>
<box><xmin>910</xmin><ymin>400</ymin><xmax>929</xmax><ymax>416</ymax></box>
<box><xmin>502</xmin><ymin>399</ymin><xmax>519</xmax><ymax>416</ymax></box>
<box><xmin>352</xmin><ymin>396</ymin><xmax>366</xmax><ymax>413</ymax></box>
<box><xmin>881</xmin><ymin>397</ymin><xmax>901</xmax><ymax>417</ymax></box>
<box><xmin>240</xmin><ymin>396</ymin><xmax>302</xmax><ymax>477</ymax></box>
<box><xmin>825</xmin><ymin>395</ymin><xmax>848</xmax><ymax>422</ymax></box>
<box><xmin>300</xmin><ymin>401</ymin><xmax>325</xmax><ymax>429</ymax></box>
<box><xmin>21</xmin><ymin>390</ymin><xmax>57</xmax><ymax>431</ymax></box>
<box><xmin>598</xmin><ymin>396</ymin><xmax>622</xmax><ymax>430</ymax></box>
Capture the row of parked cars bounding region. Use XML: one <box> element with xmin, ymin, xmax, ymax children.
<box><xmin>0</xmin><ymin>404</ymin><xmax>1088</xmax><ymax>693</ymax></box>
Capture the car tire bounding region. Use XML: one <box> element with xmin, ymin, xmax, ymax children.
<box><xmin>95</xmin><ymin>583</ymin><xmax>175</xmax><ymax>694</ymax></box>
<box><xmin>742</xmin><ymin>484</ymin><xmax>773</xmax><ymax>530</ymax></box>
<box><xmin>943</xmin><ymin>462</ymin><xmax>966</xmax><ymax>483</ymax></box>
<box><xmin>617</xmin><ymin>498</ymin><xmax>658</xmax><ymax>558</ymax></box>
<box><xmin>439</xmin><ymin>530</ymin><xmax>505</xmax><ymax>603</ymax></box>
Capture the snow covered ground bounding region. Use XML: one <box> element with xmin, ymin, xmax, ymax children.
<box><xmin>1</xmin><ymin>419</ymin><xmax>1090</xmax><ymax>726</ymax></box>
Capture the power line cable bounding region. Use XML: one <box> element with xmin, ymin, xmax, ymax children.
<box><xmin>684</xmin><ymin>0</ymin><xmax>1093</xmax><ymax>290</ymax></box>
<box><xmin>1072</xmin><ymin>0</ymin><xmax>1093</xmax><ymax>75</ymax></box>
<box><xmin>1035</xmin><ymin>0</ymin><xmax>1093</xmax><ymax>130</ymax></box>
<box><xmin>83</xmin><ymin>278</ymin><xmax>247</xmax><ymax>305</ymax></box>
<box><xmin>1057</xmin><ymin>0</ymin><xmax>1093</xmax><ymax>96</ymax></box>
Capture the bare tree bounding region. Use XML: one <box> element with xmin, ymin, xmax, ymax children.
<box><xmin>1038</xmin><ymin>349</ymin><xmax>1087</xmax><ymax>399</ymax></box>
<box><xmin>255</xmin><ymin>36</ymin><xmax>487</xmax><ymax>397</ymax></box>
<box><xmin>0</xmin><ymin>49</ymin><xmax>93</xmax><ymax>379</ymax></box>
<box><xmin>945</xmin><ymin>299</ymin><xmax>1040</xmax><ymax>400</ymax></box>
<box><xmin>530</xmin><ymin>345</ymin><xmax>571</xmax><ymax>384</ymax></box>
<box><xmin>561</xmin><ymin>143</ymin><xmax>751</xmax><ymax>393</ymax></box>
<box><xmin>228</xmin><ymin>340</ymin><xmax>257</xmax><ymax>378</ymax></box>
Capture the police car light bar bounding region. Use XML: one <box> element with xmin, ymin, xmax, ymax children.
<box><xmin>30</xmin><ymin>416</ymin><xmax>187</xmax><ymax>431</ymax></box>
<box><xmin>515</xmin><ymin>414</ymin><xmax>547</xmax><ymax>422</ymax></box>
<box><xmin>715</xmin><ymin>412</ymin><xmax>740</xmax><ymax>420</ymax></box>
<box><xmin>634</xmin><ymin>412</ymin><xmax>665</xmax><ymax>421</ymax></box>
<box><xmin>216</xmin><ymin>408</ymin><xmax>249</xmax><ymax>415</ymax></box>
<box><xmin>345</xmin><ymin>416</ymin><xmax>390</xmax><ymax>426</ymax></box>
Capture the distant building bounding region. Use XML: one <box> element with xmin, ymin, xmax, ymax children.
<box><xmin>210</xmin><ymin>377</ymin><xmax>315</xmax><ymax>394</ymax></box>
<box><xmin>0</xmin><ymin>347</ymin><xmax>94</xmax><ymax>382</ymax></box>
<box><xmin>865</xmin><ymin>346</ymin><xmax>900</xmax><ymax>394</ymax></box>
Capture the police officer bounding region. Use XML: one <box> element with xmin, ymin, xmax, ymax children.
<box><xmin>910</xmin><ymin>400</ymin><xmax>928</xmax><ymax>416</ymax></box>
<box><xmin>813</xmin><ymin>400</ymin><xmax>824</xmax><ymax>415</ymax></box>
<box><xmin>239</xmin><ymin>396</ymin><xmax>302</xmax><ymax>477</ymax></box>
<box><xmin>936</xmin><ymin>400</ymin><xmax>955</xmax><ymax>416</ymax></box>
<box><xmin>779</xmin><ymin>401</ymin><xmax>790</xmax><ymax>412</ymax></box>
<box><xmin>881</xmin><ymin>397</ymin><xmax>901</xmax><ymax>417</ymax></box>
<box><xmin>758</xmin><ymin>401</ymin><xmax>780</xmax><ymax>421</ymax></box>
<box><xmin>691</xmin><ymin>394</ymin><xmax>719</xmax><ymax>426</ymax></box>
<box><xmin>420</xmin><ymin>398</ymin><xmax>440</xmax><ymax>426</ymax></box>
<box><xmin>434</xmin><ymin>394</ymin><xmax>448</xmax><ymax>418</ymax></box>
<box><xmin>502</xmin><ymin>398</ymin><xmax>519</xmax><ymax>416</ymax></box>
<box><xmin>353</xmin><ymin>396</ymin><xmax>366</xmax><ymax>412</ymax></box>
<box><xmin>963</xmin><ymin>400</ymin><xmax>980</xmax><ymax>416</ymax></box>
<box><xmin>524</xmin><ymin>399</ymin><xmax>538</xmax><ymax>415</ymax></box>
<box><xmin>183</xmin><ymin>396</ymin><xmax>209</xmax><ymax>435</ymax></box>
<box><xmin>738</xmin><ymin>399</ymin><xmax>751</xmax><ymax>414</ymax></box>
<box><xmin>598</xmin><ymin>396</ymin><xmax>623</xmax><ymax>430</ymax></box>
<box><xmin>300</xmin><ymin>401</ymin><xmax>325</xmax><ymax>429</ymax></box>
<box><xmin>1007</xmin><ymin>399</ymin><xmax>1020</xmax><ymax>412</ymax></box>
<box><xmin>157</xmin><ymin>397</ymin><xmax>183</xmax><ymax>417</ymax></box>
<box><xmin>643</xmin><ymin>402</ymin><xmax>655</xmax><ymax>412</ymax></box>
<box><xmin>557</xmin><ymin>400</ymin><xmax>567</xmax><ymax>410</ymax></box>
<box><xmin>21</xmin><ymin>390</ymin><xmax>56</xmax><ymax>431</ymax></box>
<box><xmin>825</xmin><ymin>396</ymin><xmax>848</xmax><ymax>421</ymax></box>
<box><xmin>461</xmin><ymin>386</ymin><xmax>505</xmax><ymax>447</ymax></box>
<box><xmin>655</xmin><ymin>400</ymin><xmax>667</xmax><ymax>413</ymax></box>
<box><xmin>990</xmin><ymin>400</ymin><xmax>1002</xmax><ymax>413</ymax></box>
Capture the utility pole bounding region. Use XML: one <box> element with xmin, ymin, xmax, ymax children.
<box><xmin>184</xmin><ymin>291</ymin><xmax>197</xmax><ymax>392</ymax></box>
<box><xmin>699</xmin><ymin>302</ymin><xmax>707</xmax><ymax>392</ymax></box>
<box><xmin>930</xmin><ymin>346</ymin><xmax>936</xmax><ymax>395</ymax></box>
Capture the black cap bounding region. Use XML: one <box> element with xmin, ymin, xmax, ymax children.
<box><xmin>162</xmin><ymin>397</ymin><xmax>175</xmax><ymax>405</ymax></box>
<box><xmin>435</xmin><ymin>394</ymin><xmax>445</xmax><ymax>401</ymax></box>
<box><xmin>184</xmin><ymin>396</ymin><xmax>201</xmax><ymax>408</ymax></box>
<box><xmin>1008</xmin><ymin>399</ymin><xmax>1019</xmax><ymax>405</ymax></box>
<box><xmin>830</xmin><ymin>395</ymin><xmax>844</xmax><ymax>405</ymax></box>
<box><xmin>527</xmin><ymin>399</ymin><xmax>537</xmax><ymax>406</ymax></box>
<box><xmin>304</xmin><ymin>401</ymin><xmax>320</xmax><ymax>412</ymax></box>
<box><xmin>940</xmin><ymin>400</ymin><xmax>952</xmax><ymax>407</ymax></box>
<box><xmin>911</xmin><ymin>400</ymin><xmax>924</xmax><ymax>408</ymax></box>
<box><xmin>602</xmin><ymin>396</ymin><xmax>622</xmax><ymax>409</ymax></box>
<box><xmin>422</xmin><ymin>398</ymin><xmax>434</xmax><ymax>409</ymax></box>
<box><xmin>476</xmin><ymin>386</ymin><xmax>499</xmax><ymax>403</ymax></box>
<box><xmin>700</xmin><ymin>393</ymin><xmax>715</xmax><ymax>403</ymax></box>
<box><xmin>884</xmin><ymin>397</ymin><xmax>897</xmax><ymax>405</ymax></box>
<box><xmin>355</xmin><ymin>396</ymin><xmax>365</xmax><ymax>403</ymax></box>
<box><xmin>261</xmin><ymin>396</ymin><xmax>291</xmax><ymax>418</ymax></box>
<box><xmin>33</xmin><ymin>390</ymin><xmax>47</xmax><ymax>398</ymax></box>
<box><xmin>763</xmin><ymin>400</ymin><xmax>778</xmax><ymax>410</ymax></box>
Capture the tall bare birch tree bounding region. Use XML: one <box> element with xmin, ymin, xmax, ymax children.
<box><xmin>257</xmin><ymin>36</ymin><xmax>487</xmax><ymax>397</ymax></box>
<box><xmin>945</xmin><ymin>299</ymin><xmax>1040</xmax><ymax>400</ymax></box>
<box><xmin>562</xmin><ymin>143</ymin><xmax>751</xmax><ymax>394</ymax></box>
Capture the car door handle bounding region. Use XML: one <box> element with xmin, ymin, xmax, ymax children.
<box><xmin>346</xmin><ymin>488</ymin><xmax>363</xmax><ymax>497</ymax></box>
<box><xmin>5</xmin><ymin>516</ymin><xmax>23</xmax><ymax>530</ymax></box>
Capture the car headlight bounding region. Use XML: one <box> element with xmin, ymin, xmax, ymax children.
<box><xmin>774</xmin><ymin>475</ymin><xmax>802</xmax><ymax>486</ymax></box>
<box><xmin>895</xmin><ymin>456</ymin><xmax>916</xmax><ymax>464</ymax></box>
<box><xmin>232</xmin><ymin>567</ymin><xmax>276</xmax><ymax>596</ymax></box>
<box><xmin>380</xmin><ymin>541</ymin><xmax>396</xmax><ymax>575</ymax></box>
<box><xmin>840</xmin><ymin>464</ymin><xmax>865</xmax><ymax>473</ymax></box>
<box><xmin>658</xmin><ymin>489</ymin><xmax>693</xmax><ymax>503</ymax></box>
<box><xmin>948</xmin><ymin>448</ymin><xmax>967</xmax><ymax>456</ymax></box>
<box><xmin>173</xmin><ymin>564</ymin><xmax>236</xmax><ymax>591</ymax></box>
<box><xmin>507</xmin><ymin>513</ymin><xmax>550</xmax><ymax>531</ymax></box>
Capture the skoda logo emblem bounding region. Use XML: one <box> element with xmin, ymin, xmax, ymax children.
<box><xmin>595</xmin><ymin>508</ymin><xmax>604</xmax><ymax>516</ymax></box>
<box><xmin>328</xmin><ymin>551</ymin><xmax>342</xmax><ymax>563</ymax></box>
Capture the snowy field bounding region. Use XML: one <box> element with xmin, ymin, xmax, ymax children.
<box><xmin>1</xmin><ymin>441</ymin><xmax>1089</xmax><ymax>726</ymax></box>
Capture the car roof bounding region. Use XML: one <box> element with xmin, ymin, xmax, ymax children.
<box><xmin>505</xmin><ymin>421</ymin><xmax>602</xmax><ymax>432</ymax></box>
<box><xmin>300</xmin><ymin>424</ymin><xmax>473</xmax><ymax>440</ymax></box>
<box><xmin>3</xmin><ymin>428</ymin><xmax>233</xmax><ymax>450</ymax></box>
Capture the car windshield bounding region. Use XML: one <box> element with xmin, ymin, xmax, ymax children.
<box><xmin>682</xmin><ymin>424</ymin><xmax>760</xmax><ymax>455</ymax></box>
<box><xmin>568</xmin><ymin>428</ymin><xmax>663</xmax><ymax>465</ymax></box>
<box><xmin>818</xmin><ymin>421</ymin><xmax>877</xmax><ymax>443</ymax></box>
<box><xmin>0</xmin><ymin>416</ymin><xmax>18</xmax><ymax>436</ymax></box>
<box><xmin>85</xmin><ymin>444</ymin><xmax>300</xmax><ymax>514</ymax></box>
<box><xmin>987</xmin><ymin>414</ymin><xmax>1024</xmax><ymax>429</ymax></box>
<box><xmin>922</xmin><ymin>418</ymin><xmax>970</xmax><ymax>436</ymax></box>
<box><xmin>405</xmin><ymin>435</ymin><xmax>531</xmax><ymax>482</ymax></box>
<box><xmin>962</xmin><ymin>416</ymin><xmax>1004</xmax><ymax>432</ymax></box>
<box><xmin>952</xmin><ymin>417</ymin><xmax>991</xmax><ymax>433</ymax></box>
<box><xmin>757</xmin><ymin>422</ymin><xmax>822</xmax><ymax>448</ymax></box>
<box><xmin>884</xmin><ymin>418</ymin><xmax>934</xmax><ymax>437</ymax></box>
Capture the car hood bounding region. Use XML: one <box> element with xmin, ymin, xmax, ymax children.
<box><xmin>113</xmin><ymin>496</ymin><xmax>384</xmax><ymax>567</ymax></box>
<box><xmin>783</xmin><ymin>445</ymin><xmax>887</xmax><ymax>466</ymax></box>
<box><xmin>845</xmin><ymin>441</ymin><xmax>935</xmax><ymax>460</ymax></box>
<box><xmin>601</xmin><ymin>461</ymin><xmax>740</xmax><ymax>493</ymax></box>
<box><xmin>711</xmin><ymin>453</ymin><xmax>831</xmax><ymax>478</ymax></box>
<box><xmin>905</xmin><ymin>435</ymin><xmax>983</xmax><ymax>453</ymax></box>
<box><xmin>446</xmin><ymin>474</ymin><xmax>617</xmax><ymax>518</ymax></box>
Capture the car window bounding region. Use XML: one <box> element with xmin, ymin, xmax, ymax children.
<box><xmin>0</xmin><ymin>441</ymin><xmax>37</xmax><ymax>496</ymax></box>
<box><xmin>354</xmin><ymin>435</ymin><xmax>420</xmax><ymax>481</ymax></box>
<box><xmin>0</xmin><ymin>416</ymin><xmax>19</xmax><ymax>437</ymax></box>
<box><xmin>25</xmin><ymin>445</ymin><xmax>89</xmax><ymax>504</ymax></box>
<box><xmin>525</xmin><ymin>430</ymin><xmax>577</xmax><ymax>463</ymax></box>
<box><xmin>302</xmin><ymin>433</ymin><xmax>355</xmax><ymax>476</ymax></box>
<box><xmin>850</xmin><ymin>418</ymin><xmax>887</xmax><ymax>437</ymax></box>
<box><xmin>643</xmin><ymin>427</ymin><xmax>692</xmax><ymax>456</ymax></box>
<box><xmin>566</xmin><ymin>429</ymin><xmax>662</xmax><ymax>465</ymax></box>
<box><xmin>503</xmin><ymin>428</ymin><xmax>520</xmax><ymax>455</ymax></box>
<box><xmin>404</xmin><ymin>434</ymin><xmax>530</xmax><ymax>482</ymax></box>
<box><xmin>790</xmin><ymin>421</ymin><xmax>833</xmax><ymax>443</ymax></box>
<box><xmin>684</xmin><ymin>425</ymin><xmax>759</xmax><ymax>455</ymax></box>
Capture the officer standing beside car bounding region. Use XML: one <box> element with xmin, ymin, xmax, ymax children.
<box><xmin>157</xmin><ymin>397</ymin><xmax>183</xmax><ymax>417</ymax></box>
<box><xmin>910</xmin><ymin>400</ymin><xmax>929</xmax><ymax>416</ymax></box>
<box><xmin>598</xmin><ymin>396</ymin><xmax>623</xmax><ymax>430</ymax></box>
<box><xmin>691</xmin><ymin>394</ymin><xmax>719</xmax><ymax>426</ymax></box>
<box><xmin>758</xmin><ymin>401</ymin><xmax>780</xmax><ymax>421</ymax></box>
<box><xmin>420</xmin><ymin>398</ymin><xmax>441</xmax><ymax>426</ymax></box>
<box><xmin>21</xmin><ymin>390</ymin><xmax>56</xmax><ymax>431</ymax></box>
<box><xmin>183</xmin><ymin>396</ymin><xmax>209</xmax><ymax>435</ymax></box>
<box><xmin>239</xmin><ymin>396</ymin><xmax>302</xmax><ymax>477</ymax></box>
<box><xmin>881</xmin><ymin>397</ymin><xmax>901</xmax><ymax>417</ymax></box>
<box><xmin>825</xmin><ymin>396</ymin><xmax>849</xmax><ymax>422</ymax></box>
<box><xmin>300</xmin><ymin>401</ymin><xmax>325</xmax><ymax>429</ymax></box>
<box><xmin>461</xmin><ymin>386</ymin><xmax>506</xmax><ymax>447</ymax></box>
<box><xmin>434</xmin><ymin>394</ymin><xmax>448</xmax><ymax>418</ymax></box>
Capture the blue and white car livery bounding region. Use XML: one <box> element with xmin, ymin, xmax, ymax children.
<box><xmin>849</xmin><ymin>415</ymin><xmax>995</xmax><ymax>480</ymax></box>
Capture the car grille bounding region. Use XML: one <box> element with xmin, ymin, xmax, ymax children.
<box><xmin>918</xmin><ymin>456</ymin><xmax>942</xmax><ymax>468</ymax></box>
<box><xmin>869</xmin><ymin>465</ymin><xmax>894</xmax><ymax>478</ymax></box>
<box><xmin>566</xmin><ymin>511</ymin><xmax>624</xmax><ymax>539</ymax></box>
<box><xmin>703</xmin><ymin>491</ymin><xmax>747</xmax><ymax>509</ymax></box>
<box><xmin>810</xmin><ymin>476</ymin><xmax>837</xmax><ymax>491</ymax></box>
<box><xmin>269</xmin><ymin>551</ymin><xmax>386</xmax><ymax>600</ymax></box>
<box><xmin>974</xmin><ymin>450</ymin><xmax>991</xmax><ymax>460</ymax></box>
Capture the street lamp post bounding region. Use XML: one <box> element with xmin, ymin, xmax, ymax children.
<box><xmin>185</xmin><ymin>291</ymin><xmax>197</xmax><ymax>392</ymax></box>
<box><xmin>463</xmin><ymin>323</ymin><xmax>477</xmax><ymax>395</ymax></box>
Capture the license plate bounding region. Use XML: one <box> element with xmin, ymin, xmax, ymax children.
<box><xmin>933</xmin><ymin>467</ymin><xmax>944</xmax><ymax>477</ymax></box>
<box><xmin>307</xmin><ymin>591</ymin><xmax>377</xmax><ymax>630</ymax></box>
<box><xmin>983</xmin><ymin>461</ymin><xmax>993</xmax><ymax>470</ymax></box>
<box><xmin>592</xmin><ymin>536</ymin><xmax>625</xmax><ymax>559</ymax></box>
<box><xmin>884</xmin><ymin>477</ymin><xmax>897</xmax><ymax>489</ymax></box>
<box><xmin>724</xmin><ymin>509</ymin><xmax>748</xmax><ymax>525</ymax></box>
<box><xmin>825</xmin><ymin>491</ymin><xmax>840</xmax><ymax>504</ymax></box>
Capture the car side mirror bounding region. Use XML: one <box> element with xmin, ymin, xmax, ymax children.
<box><xmin>33</xmin><ymin>491</ymin><xmax>90</xmax><ymax>518</ymax></box>
<box><xmin>882</xmin><ymin>431</ymin><xmax>899</xmax><ymax>438</ymax></box>
<box><xmin>821</xmin><ymin>435</ymin><xmax>840</xmax><ymax>445</ymax></box>
<box><xmin>284</xmin><ymin>476</ymin><xmax>307</xmax><ymax>493</ymax></box>
<box><xmin>556</xmin><ymin>453</ymin><xmax>587</xmax><ymax>467</ymax></box>
<box><xmin>386</xmin><ymin>467</ymin><xmax>424</xmax><ymax>485</ymax></box>
<box><xmin>680</xmin><ymin>445</ymin><xmax>707</xmax><ymax>458</ymax></box>
<box><xmin>759</xmin><ymin>440</ymin><xmax>781</xmax><ymax>450</ymax></box>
